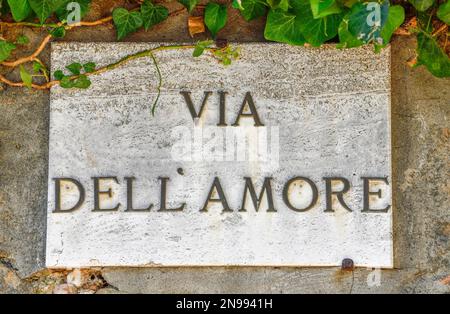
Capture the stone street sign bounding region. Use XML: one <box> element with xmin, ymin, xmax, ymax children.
<box><xmin>46</xmin><ymin>43</ymin><xmax>393</xmax><ymax>268</ymax></box>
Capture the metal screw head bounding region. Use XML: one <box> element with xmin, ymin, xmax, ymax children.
<box><xmin>341</xmin><ymin>258</ymin><xmax>354</xmax><ymax>271</ymax></box>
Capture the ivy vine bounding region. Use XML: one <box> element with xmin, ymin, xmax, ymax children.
<box><xmin>0</xmin><ymin>0</ymin><xmax>448</xmax><ymax>98</ymax></box>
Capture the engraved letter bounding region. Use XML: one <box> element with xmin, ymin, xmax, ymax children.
<box><xmin>239</xmin><ymin>177</ymin><xmax>276</xmax><ymax>212</ymax></box>
<box><xmin>158</xmin><ymin>177</ymin><xmax>185</xmax><ymax>211</ymax></box>
<box><xmin>181</xmin><ymin>91</ymin><xmax>212</xmax><ymax>121</ymax></box>
<box><xmin>53</xmin><ymin>178</ymin><xmax>85</xmax><ymax>213</ymax></box>
<box><xmin>125</xmin><ymin>177</ymin><xmax>153</xmax><ymax>212</ymax></box>
<box><xmin>362</xmin><ymin>177</ymin><xmax>391</xmax><ymax>213</ymax></box>
<box><xmin>92</xmin><ymin>177</ymin><xmax>121</xmax><ymax>212</ymax></box>
<box><xmin>323</xmin><ymin>177</ymin><xmax>352</xmax><ymax>212</ymax></box>
<box><xmin>201</xmin><ymin>177</ymin><xmax>232</xmax><ymax>213</ymax></box>
<box><xmin>282</xmin><ymin>177</ymin><xmax>318</xmax><ymax>212</ymax></box>
<box><xmin>232</xmin><ymin>92</ymin><xmax>264</xmax><ymax>126</ymax></box>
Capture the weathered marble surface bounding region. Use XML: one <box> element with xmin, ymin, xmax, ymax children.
<box><xmin>46</xmin><ymin>43</ymin><xmax>392</xmax><ymax>268</ymax></box>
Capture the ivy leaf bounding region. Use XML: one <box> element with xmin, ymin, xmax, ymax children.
<box><xmin>437</xmin><ymin>1</ymin><xmax>450</xmax><ymax>24</ymax></box>
<box><xmin>408</xmin><ymin>0</ymin><xmax>435</xmax><ymax>12</ymax></box>
<box><xmin>33</xmin><ymin>61</ymin><xmax>42</xmax><ymax>73</ymax></box>
<box><xmin>83</xmin><ymin>62</ymin><xmax>96</xmax><ymax>73</ymax></box>
<box><xmin>193</xmin><ymin>40</ymin><xmax>214</xmax><ymax>57</ymax></box>
<box><xmin>55</xmin><ymin>0</ymin><xmax>91</xmax><ymax>22</ymax></box>
<box><xmin>297</xmin><ymin>0</ymin><xmax>342</xmax><ymax>47</ymax></box>
<box><xmin>54</xmin><ymin>70</ymin><xmax>65</xmax><ymax>80</ymax></box>
<box><xmin>66</xmin><ymin>62</ymin><xmax>82</xmax><ymax>75</ymax></box>
<box><xmin>310</xmin><ymin>0</ymin><xmax>341</xmax><ymax>19</ymax></box>
<box><xmin>16</xmin><ymin>35</ymin><xmax>29</xmax><ymax>45</ymax></box>
<box><xmin>178</xmin><ymin>0</ymin><xmax>199</xmax><ymax>13</ymax></box>
<box><xmin>50</xmin><ymin>26</ymin><xmax>66</xmax><ymax>38</ymax></box>
<box><xmin>267</xmin><ymin>0</ymin><xmax>289</xmax><ymax>11</ymax></box>
<box><xmin>379</xmin><ymin>5</ymin><xmax>405</xmax><ymax>45</ymax></box>
<box><xmin>416</xmin><ymin>32</ymin><xmax>450</xmax><ymax>77</ymax></box>
<box><xmin>112</xmin><ymin>8</ymin><xmax>143</xmax><ymax>40</ymax></box>
<box><xmin>1</xmin><ymin>0</ymin><xmax>10</xmax><ymax>16</ymax></box>
<box><xmin>347</xmin><ymin>1</ymin><xmax>389</xmax><ymax>44</ymax></box>
<box><xmin>238</xmin><ymin>0</ymin><xmax>268</xmax><ymax>21</ymax></box>
<box><xmin>20</xmin><ymin>65</ymin><xmax>32</xmax><ymax>89</ymax></box>
<box><xmin>264</xmin><ymin>8</ymin><xmax>306</xmax><ymax>45</ymax></box>
<box><xmin>7</xmin><ymin>0</ymin><xmax>32</xmax><ymax>22</ymax></box>
<box><xmin>204</xmin><ymin>2</ymin><xmax>227</xmax><ymax>38</ymax></box>
<box><xmin>73</xmin><ymin>75</ymin><xmax>91</xmax><ymax>89</ymax></box>
<box><xmin>266</xmin><ymin>0</ymin><xmax>341</xmax><ymax>46</ymax></box>
<box><xmin>212</xmin><ymin>45</ymin><xmax>240</xmax><ymax>65</ymax></box>
<box><xmin>337</xmin><ymin>14</ymin><xmax>364</xmax><ymax>48</ymax></box>
<box><xmin>29</xmin><ymin>0</ymin><xmax>57</xmax><ymax>24</ymax></box>
<box><xmin>60</xmin><ymin>76</ymin><xmax>74</xmax><ymax>88</ymax></box>
<box><xmin>0</xmin><ymin>40</ymin><xmax>16</xmax><ymax>62</ymax></box>
<box><xmin>141</xmin><ymin>0</ymin><xmax>169</xmax><ymax>31</ymax></box>
<box><xmin>232</xmin><ymin>0</ymin><xmax>244</xmax><ymax>10</ymax></box>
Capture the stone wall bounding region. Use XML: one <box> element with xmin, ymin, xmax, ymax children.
<box><xmin>0</xmin><ymin>1</ymin><xmax>449</xmax><ymax>293</ymax></box>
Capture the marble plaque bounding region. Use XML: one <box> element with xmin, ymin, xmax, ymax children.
<box><xmin>46</xmin><ymin>43</ymin><xmax>393</xmax><ymax>268</ymax></box>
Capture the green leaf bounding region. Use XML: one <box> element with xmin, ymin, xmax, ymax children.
<box><xmin>437</xmin><ymin>1</ymin><xmax>450</xmax><ymax>24</ymax></box>
<box><xmin>177</xmin><ymin>0</ymin><xmax>199</xmax><ymax>13</ymax></box>
<box><xmin>50</xmin><ymin>26</ymin><xmax>66</xmax><ymax>38</ymax></box>
<box><xmin>112</xmin><ymin>8</ymin><xmax>143</xmax><ymax>40</ymax></box>
<box><xmin>416</xmin><ymin>32</ymin><xmax>450</xmax><ymax>77</ymax></box>
<box><xmin>264</xmin><ymin>8</ymin><xmax>306</xmax><ymax>45</ymax></box>
<box><xmin>238</xmin><ymin>0</ymin><xmax>268</xmax><ymax>21</ymax></box>
<box><xmin>83</xmin><ymin>62</ymin><xmax>96</xmax><ymax>73</ymax></box>
<box><xmin>16</xmin><ymin>35</ymin><xmax>29</xmax><ymax>45</ymax></box>
<box><xmin>232</xmin><ymin>0</ymin><xmax>244</xmax><ymax>10</ymax></box>
<box><xmin>7</xmin><ymin>0</ymin><xmax>32</xmax><ymax>22</ymax></box>
<box><xmin>20</xmin><ymin>65</ymin><xmax>32</xmax><ymax>89</ymax></box>
<box><xmin>73</xmin><ymin>74</ymin><xmax>91</xmax><ymax>89</ymax></box>
<box><xmin>193</xmin><ymin>40</ymin><xmax>214</xmax><ymax>57</ymax></box>
<box><xmin>337</xmin><ymin>14</ymin><xmax>364</xmax><ymax>48</ymax></box>
<box><xmin>347</xmin><ymin>1</ymin><xmax>389</xmax><ymax>44</ymax></box>
<box><xmin>296</xmin><ymin>0</ymin><xmax>342</xmax><ymax>46</ymax></box>
<box><xmin>265</xmin><ymin>0</ymin><xmax>341</xmax><ymax>46</ymax></box>
<box><xmin>310</xmin><ymin>0</ymin><xmax>341</xmax><ymax>19</ymax></box>
<box><xmin>66</xmin><ymin>62</ymin><xmax>82</xmax><ymax>75</ymax></box>
<box><xmin>416</xmin><ymin>10</ymin><xmax>434</xmax><ymax>32</ymax></box>
<box><xmin>55</xmin><ymin>0</ymin><xmax>91</xmax><ymax>22</ymax></box>
<box><xmin>380</xmin><ymin>5</ymin><xmax>405</xmax><ymax>45</ymax></box>
<box><xmin>0</xmin><ymin>40</ymin><xmax>16</xmax><ymax>62</ymax></box>
<box><xmin>1</xmin><ymin>0</ymin><xmax>10</xmax><ymax>16</ymax></box>
<box><xmin>408</xmin><ymin>0</ymin><xmax>435</xmax><ymax>12</ymax></box>
<box><xmin>33</xmin><ymin>61</ymin><xmax>42</xmax><ymax>73</ymax></box>
<box><xmin>267</xmin><ymin>0</ymin><xmax>289</xmax><ymax>11</ymax></box>
<box><xmin>141</xmin><ymin>0</ymin><xmax>169</xmax><ymax>31</ymax></box>
<box><xmin>54</xmin><ymin>70</ymin><xmax>65</xmax><ymax>80</ymax></box>
<box><xmin>60</xmin><ymin>76</ymin><xmax>74</xmax><ymax>88</ymax></box>
<box><xmin>204</xmin><ymin>3</ymin><xmax>227</xmax><ymax>38</ymax></box>
<box><xmin>212</xmin><ymin>45</ymin><xmax>240</xmax><ymax>65</ymax></box>
<box><xmin>29</xmin><ymin>0</ymin><xmax>57</xmax><ymax>24</ymax></box>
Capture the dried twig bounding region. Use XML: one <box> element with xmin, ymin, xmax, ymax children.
<box><xmin>0</xmin><ymin>6</ymin><xmax>186</xmax><ymax>67</ymax></box>
<box><xmin>433</xmin><ymin>24</ymin><xmax>448</xmax><ymax>37</ymax></box>
<box><xmin>0</xmin><ymin>73</ymin><xmax>56</xmax><ymax>89</ymax></box>
<box><xmin>1</xmin><ymin>34</ymin><xmax>52</xmax><ymax>67</ymax></box>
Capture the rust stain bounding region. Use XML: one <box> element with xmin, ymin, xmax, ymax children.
<box><xmin>333</xmin><ymin>269</ymin><xmax>352</xmax><ymax>284</ymax></box>
<box><xmin>440</xmin><ymin>275</ymin><xmax>450</xmax><ymax>285</ymax></box>
<box><xmin>441</xmin><ymin>127</ymin><xmax>449</xmax><ymax>140</ymax></box>
<box><xmin>442</xmin><ymin>223</ymin><xmax>450</xmax><ymax>236</ymax></box>
<box><xmin>5</xmin><ymin>270</ymin><xmax>21</xmax><ymax>289</ymax></box>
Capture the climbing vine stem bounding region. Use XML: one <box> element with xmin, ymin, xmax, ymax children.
<box><xmin>0</xmin><ymin>0</ymin><xmax>448</xmax><ymax>97</ymax></box>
